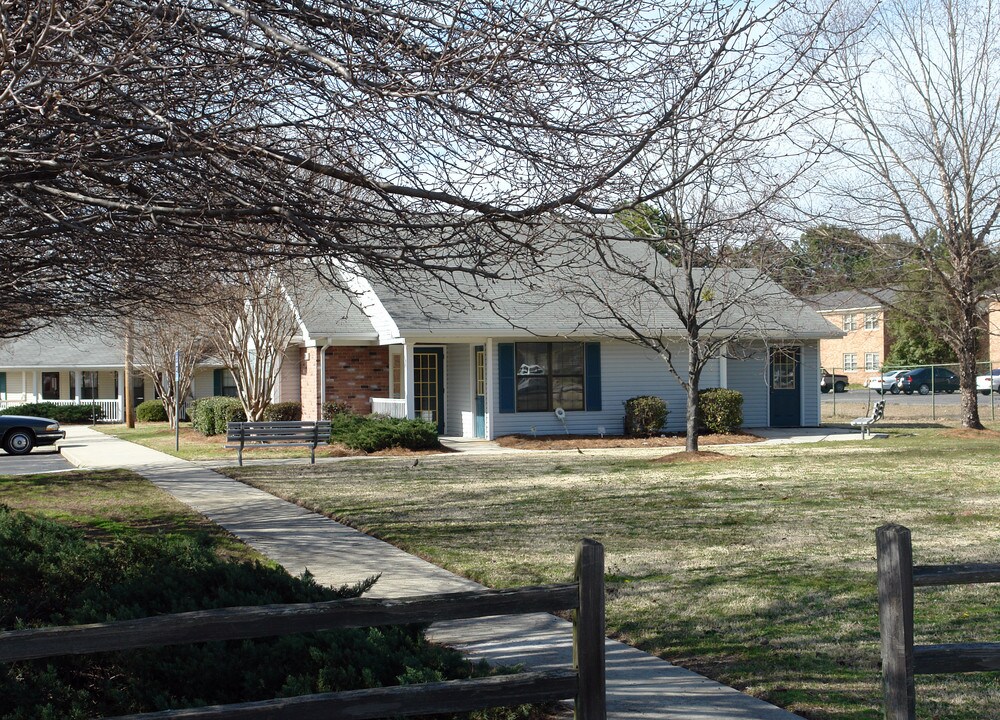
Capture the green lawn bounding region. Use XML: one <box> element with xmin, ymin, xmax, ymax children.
<box><xmin>223</xmin><ymin>429</ymin><xmax>1000</xmax><ymax>720</ymax></box>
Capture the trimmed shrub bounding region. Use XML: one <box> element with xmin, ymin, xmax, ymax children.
<box><xmin>263</xmin><ymin>402</ymin><xmax>302</xmax><ymax>422</ymax></box>
<box><xmin>332</xmin><ymin>415</ymin><xmax>438</xmax><ymax>452</ymax></box>
<box><xmin>191</xmin><ymin>396</ymin><xmax>246</xmax><ymax>436</ymax></box>
<box><xmin>322</xmin><ymin>400</ymin><xmax>354</xmax><ymax>419</ymax></box>
<box><xmin>135</xmin><ymin>400</ymin><xmax>168</xmax><ymax>423</ymax></box>
<box><xmin>697</xmin><ymin>388</ymin><xmax>743</xmax><ymax>434</ymax></box>
<box><xmin>0</xmin><ymin>506</ymin><xmax>497</xmax><ymax>720</ymax></box>
<box><xmin>0</xmin><ymin>402</ymin><xmax>102</xmax><ymax>424</ymax></box>
<box><xmin>214</xmin><ymin>397</ymin><xmax>246</xmax><ymax>433</ymax></box>
<box><xmin>623</xmin><ymin>396</ymin><xmax>668</xmax><ymax>438</ymax></box>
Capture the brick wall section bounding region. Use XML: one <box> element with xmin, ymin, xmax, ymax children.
<box><xmin>299</xmin><ymin>347</ymin><xmax>321</xmax><ymax>421</ymax></box>
<box><xmin>817</xmin><ymin>308</ymin><xmax>891</xmax><ymax>385</ymax></box>
<box><xmin>325</xmin><ymin>346</ymin><xmax>389</xmax><ymax>415</ymax></box>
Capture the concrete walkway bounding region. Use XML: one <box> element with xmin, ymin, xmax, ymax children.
<box><xmin>58</xmin><ymin>426</ymin><xmax>803</xmax><ymax>720</ymax></box>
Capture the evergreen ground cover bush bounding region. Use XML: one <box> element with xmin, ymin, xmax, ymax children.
<box><xmin>330</xmin><ymin>414</ymin><xmax>438</xmax><ymax>452</ymax></box>
<box><xmin>135</xmin><ymin>399</ymin><xmax>168</xmax><ymax>423</ymax></box>
<box><xmin>0</xmin><ymin>505</ymin><xmax>503</xmax><ymax>720</ymax></box>
<box><xmin>0</xmin><ymin>402</ymin><xmax>102</xmax><ymax>424</ymax></box>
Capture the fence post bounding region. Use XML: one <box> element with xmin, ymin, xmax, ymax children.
<box><xmin>876</xmin><ymin>524</ymin><xmax>916</xmax><ymax>720</ymax></box>
<box><xmin>574</xmin><ymin>539</ymin><xmax>606</xmax><ymax>720</ymax></box>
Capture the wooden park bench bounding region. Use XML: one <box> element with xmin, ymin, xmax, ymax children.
<box><xmin>851</xmin><ymin>399</ymin><xmax>885</xmax><ymax>439</ymax></box>
<box><xmin>226</xmin><ymin>420</ymin><xmax>331</xmax><ymax>466</ymax></box>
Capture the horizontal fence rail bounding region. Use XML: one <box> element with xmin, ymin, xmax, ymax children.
<box><xmin>0</xmin><ymin>540</ymin><xmax>606</xmax><ymax>720</ymax></box>
<box><xmin>876</xmin><ymin>524</ymin><xmax>1000</xmax><ymax>719</ymax></box>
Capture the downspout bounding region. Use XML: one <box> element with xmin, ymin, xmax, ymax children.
<box><xmin>318</xmin><ymin>344</ymin><xmax>329</xmax><ymax>419</ymax></box>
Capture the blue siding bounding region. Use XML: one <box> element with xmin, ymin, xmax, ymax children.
<box><xmin>488</xmin><ymin>340</ymin><xmax>725</xmax><ymax>438</ymax></box>
<box><xmin>801</xmin><ymin>341</ymin><xmax>820</xmax><ymax>426</ymax></box>
<box><xmin>726</xmin><ymin>343</ymin><xmax>769</xmax><ymax>427</ymax></box>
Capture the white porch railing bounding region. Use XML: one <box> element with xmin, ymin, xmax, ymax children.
<box><xmin>0</xmin><ymin>398</ymin><xmax>123</xmax><ymax>423</ymax></box>
<box><xmin>370</xmin><ymin>397</ymin><xmax>407</xmax><ymax>419</ymax></box>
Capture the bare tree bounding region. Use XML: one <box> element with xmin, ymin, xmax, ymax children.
<box><xmin>812</xmin><ymin>0</ymin><xmax>1000</xmax><ymax>429</ymax></box>
<box><xmin>131</xmin><ymin>313</ymin><xmax>212</xmax><ymax>429</ymax></box>
<box><xmin>208</xmin><ymin>266</ymin><xmax>300</xmax><ymax>421</ymax></box>
<box><xmin>550</xmin><ymin>0</ymin><xmax>846</xmax><ymax>452</ymax></box>
<box><xmin>3</xmin><ymin>0</ymin><xmax>842</xmax><ymax>337</ymax></box>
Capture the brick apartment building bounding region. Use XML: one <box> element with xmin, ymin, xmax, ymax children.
<box><xmin>805</xmin><ymin>289</ymin><xmax>896</xmax><ymax>385</ymax></box>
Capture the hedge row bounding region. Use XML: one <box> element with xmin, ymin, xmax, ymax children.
<box><xmin>0</xmin><ymin>402</ymin><xmax>102</xmax><ymax>424</ymax></box>
<box><xmin>0</xmin><ymin>506</ymin><xmax>500</xmax><ymax>720</ymax></box>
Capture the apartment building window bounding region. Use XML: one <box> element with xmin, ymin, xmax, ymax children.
<box><xmin>843</xmin><ymin>353</ymin><xmax>858</xmax><ymax>371</ymax></box>
<box><xmin>864</xmin><ymin>312</ymin><xmax>879</xmax><ymax>330</ymax></box>
<box><xmin>865</xmin><ymin>353</ymin><xmax>879</xmax><ymax>371</ymax></box>
<box><xmin>842</xmin><ymin>314</ymin><xmax>857</xmax><ymax>331</ymax></box>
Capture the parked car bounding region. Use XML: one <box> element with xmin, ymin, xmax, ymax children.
<box><xmin>896</xmin><ymin>367</ymin><xmax>959</xmax><ymax>395</ymax></box>
<box><xmin>0</xmin><ymin>415</ymin><xmax>65</xmax><ymax>455</ymax></box>
<box><xmin>976</xmin><ymin>368</ymin><xmax>1000</xmax><ymax>395</ymax></box>
<box><xmin>866</xmin><ymin>369</ymin><xmax>908</xmax><ymax>395</ymax></box>
<box><xmin>820</xmin><ymin>368</ymin><xmax>849</xmax><ymax>393</ymax></box>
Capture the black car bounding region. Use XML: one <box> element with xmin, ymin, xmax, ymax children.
<box><xmin>896</xmin><ymin>367</ymin><xmax>959</xmax><ymax>395</ymax></box>
<box><xmin>0</xmin><ymin>415</ymin><xmax>65</xmax><ymax>455</ymax></box>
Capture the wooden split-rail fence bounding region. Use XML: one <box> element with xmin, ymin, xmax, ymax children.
<box><xmin>877</xmin><ymin>524</ymin><xmax>1000</xmax><ymax>720</ymax></box>
<box><xmin>0</xmin><ymin>540</ymin><xmax>606</xmax><ymax>720</ymax></box>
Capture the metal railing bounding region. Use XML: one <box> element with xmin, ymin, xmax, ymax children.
<box><xmin>370</xmin><ymin>397</ymin><xmax>407</xmax><ymax>418</ymax></box>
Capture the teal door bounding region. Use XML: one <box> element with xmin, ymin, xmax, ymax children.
<box><xmin>769</xmin><ymin>347</ymin><xmax>801</xmax><ymax>427</ymax></box>
<box><xmin>414</xmin><ymin>348</ymin><xmax>445</xmax><ymax>434</ymax></box>
<box><xmin>474</xmin><ymin>345</ymin><xmax>486</xmax><ymax>438</ymax></box>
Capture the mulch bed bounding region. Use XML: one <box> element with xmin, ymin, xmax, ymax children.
<box><xmin>650</xmin><ymin>450</ymin><xmax>733</xmax><ymax>464</ymax></box>
<box><xmin>495</xmin><ymin>431</ymin><xmax>762</xmax><ymax>450</ymax></box>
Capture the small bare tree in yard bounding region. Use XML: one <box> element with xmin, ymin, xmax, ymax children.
<box><xmin>813</xmin><ymin>0</ymin><xmax>1000</xmax><ymax>429</ymax></box>
<box><xmin>131</xmin><ymin>313</ymin><xmax>211</xmax><ymax>429</ymax></box>
<box><xmin>553</xmin><ymin>0</ymin><xmax>846</xmax><ymax>452</ymax></box>
<box><xmin>209</xmin><ymin>268</ymin><xmax>300</xmax><ymax>422</ymax></box>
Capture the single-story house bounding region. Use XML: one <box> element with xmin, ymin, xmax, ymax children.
<box><xmin>0</xmin><ymin>327</ymin><xmax>232</xmax><ymax>423</ymax></box>
<box><xmin>275</xmin><ymin>232</ymin><xmax>842</xmax><ymax>436</ymax></box>
<box><xmin>1</xmin><ymin>230</ymin><xmax>840</xmax><ymax>435</ymax></box>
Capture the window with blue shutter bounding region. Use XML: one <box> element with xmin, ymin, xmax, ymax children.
<box><xmin>585</xmin><ymin>342</ymin><xmax>601</xmax><ymax>411</ymax></box>
<box><xmin>498</xmin><ymin>344</ymin><xmax>516</xmax><ymax>413</ymax></box>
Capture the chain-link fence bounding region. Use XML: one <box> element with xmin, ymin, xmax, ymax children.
<box><xmin>821</xmin><ymin>360</ymin><xmax>1000</xmax><ymax>423</ymax></box>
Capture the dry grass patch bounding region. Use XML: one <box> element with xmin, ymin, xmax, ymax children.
<box><xmin>496</xmin><ymin>432</ymin><xmax>761</xmax><ymax>450</ymax></box>
<box><xmin>225</xmin><ymin>429</ymin><xmax>1000</xmax><ymax>720</ymax></box>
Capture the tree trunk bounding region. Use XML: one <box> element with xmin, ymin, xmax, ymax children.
<box><xmin>686</xmin><ymin>343</ymin><xmax>701</xmax><ymax>452</ymax></box>
<box><xmin>957</xmin><ymin>347</ymin><xmax>983</xmax><ymax>430</ymax></box>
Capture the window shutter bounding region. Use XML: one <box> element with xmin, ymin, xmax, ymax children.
<box><xmin>213</xmin><ymin>369</ymin><xmax>223</xmax><ymax>396</ymax></box>
<box><xmin>585</xmin><ymin>342</ymin><xmax>602</xmax><ymax>411</ymax></box>
<box><xmin>498</xmin><ymin>343</ymin><xmax>515</xmax><ymax>413</ymax></box>
<box><xmin>0</xmin><ymin>372</ymin><xmax>6</xmax><ymax>396</ymax></box>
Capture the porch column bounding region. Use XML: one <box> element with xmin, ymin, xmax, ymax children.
<box><xmin>403</xmin><ymin>341</ymin><xmax>415</xmax><ymax>420</ymax></box>
<box><xmin>719</xmin><ymin>343</ymin><xmax>728</xmax><ymax>389</ymax></box>
<box><xmin>485</xmin><ymin>338</ymin><xmax>495</xmax><ymax>440</ymax></box>
<box><xmin>32</xmin><ymin>370</ymin><xmax>39</xmax><ymax>402</ymax></box>
<box><xmin>74</xmin><ymin>370</ymin><xmax>81</xmax><ymax>403</ymax></box>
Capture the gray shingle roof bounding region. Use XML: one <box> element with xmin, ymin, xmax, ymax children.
<box><xmin>804</xmin><ymin>288</ymin><xmax>896</xmax><ymax>312</ymax></box>
<box><xmin>0</xmin><ymin>326</ymin><xmax>124</xmax><ymax>368</ymax></box>
<box><xmin>304</xmin><ymin>221</ymin><xmax>841</xmax><ymax>341</ymax></box>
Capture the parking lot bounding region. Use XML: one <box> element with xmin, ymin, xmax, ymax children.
<box><xmin>0</xmin><ymin>448</ymin><xmax>74</xmax><ymax>475</ymax></box>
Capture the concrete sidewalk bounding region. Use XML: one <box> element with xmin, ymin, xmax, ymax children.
<box><xmin>58</xmin><ymin>426</ymin><xmax>803</xmax><ymax>720</ymax></box>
